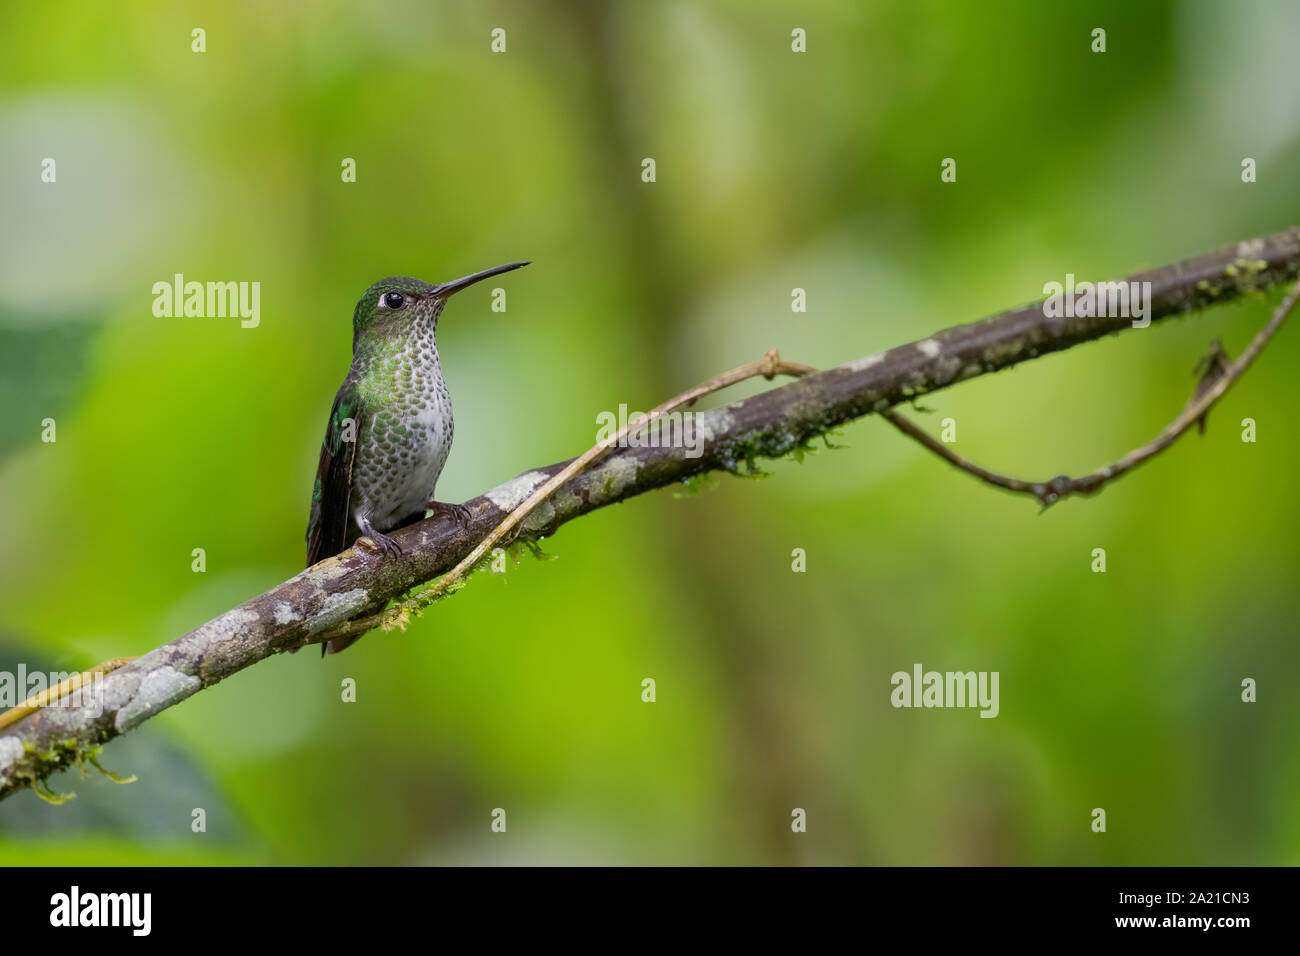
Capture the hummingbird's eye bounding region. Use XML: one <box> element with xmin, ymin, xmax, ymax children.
<box><xmin>381</xmin><ymin>291</ymin><xmax>406</xmax><ymax>310</ymax></box>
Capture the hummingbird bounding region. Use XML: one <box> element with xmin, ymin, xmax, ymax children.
<box><xmin>305</xmin><ymin>261</ymin><xmax>528</xmax><ymax>653</ymax></box>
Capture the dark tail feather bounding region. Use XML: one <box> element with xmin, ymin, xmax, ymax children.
<box><xmin>324</xmin><ymin>633</ymin><xmax>364</xmax><ymax>655</ymax></box>
<box><xmin>290</xmin><ymin>634</ymin><xmax>362</xmax><ymax>655</ymax></box>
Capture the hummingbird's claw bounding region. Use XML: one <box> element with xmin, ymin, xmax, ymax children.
<box><xmin>356</xmin><ymin>520</ymin><xmax>402</xmax><ymax>558</ymax></box>
<box><xmin>428</xmin><ymin>500</ymin><xmax>472</xmax><ymax>527</ymax></box>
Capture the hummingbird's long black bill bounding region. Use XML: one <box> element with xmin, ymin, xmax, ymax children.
<box><xmin>433</xmin><ymin>261</ymin><xmax>529</xmax><ymax>298</ymax></box>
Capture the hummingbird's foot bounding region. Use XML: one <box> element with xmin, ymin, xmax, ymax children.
<box><xmin>356</xmin><ymin>518</ymin><xmax>402</xmax><ymax>558</ymax></box>
<box><xmin>427</xmin><ymin>500</ymin><xmax>473</xmax><ymax>526</ymax></box>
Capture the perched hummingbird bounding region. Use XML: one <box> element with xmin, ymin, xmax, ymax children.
<box><xmin>305</xmin><ymin>261</ymin><xmax>528</xmax><ymax>653</ymax></box>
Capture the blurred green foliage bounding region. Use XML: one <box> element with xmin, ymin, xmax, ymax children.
<box><xmin>0</xmin><ymin>0</ymin><xmax>1297</xmax><ymax>865</ymax></box>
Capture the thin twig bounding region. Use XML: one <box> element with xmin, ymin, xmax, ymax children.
<box><xmin>1191</xmin><ymin>339</ymin><xmax>1232</xmax><ymax>436</ymax></box>
<box><xmin>880</xmin><ymin>278</ymin><xmax>1300</xmax><ymax>508</ymax></box>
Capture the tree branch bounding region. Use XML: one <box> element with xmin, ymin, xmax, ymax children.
<box><xmin>879</xmin><ymin>274</ymin><xmax>1300</xmax><ymax>508</ymax></box>
<box><xmin>3</xmin><ymin>228</ymin><xmax>1297</xmax><ymax>801</ymax></box>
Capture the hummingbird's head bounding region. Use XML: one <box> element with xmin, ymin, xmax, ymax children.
<box><xmin>351</xmin><ymin>262</ymin><xmax>528</xmax><ymax>344</ymax></box>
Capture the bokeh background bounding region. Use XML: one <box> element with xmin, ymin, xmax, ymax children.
<box><xmin>1</xmin><ymin>0</ymin><xmax>1297</xmax><ymax>865</ymax></box>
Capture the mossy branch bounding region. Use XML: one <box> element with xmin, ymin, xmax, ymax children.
<box><xmin>2</xmin><ymin>228</ymin><xmax>1298</xmax><ymax>801</ymax></box>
